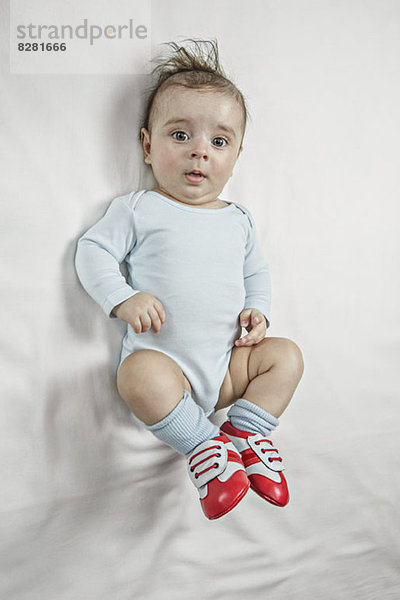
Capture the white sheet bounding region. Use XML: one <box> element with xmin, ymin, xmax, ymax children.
<box><xmin>1</xmin><ymin>1</ymin><xmax>400</xmax><ymax>598</ymax></box>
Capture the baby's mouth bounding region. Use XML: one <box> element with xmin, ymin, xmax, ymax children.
<box><xmin>185</xmin><ymin>171</ymin><xmax>206</xmax><ymax>184</ymax></box>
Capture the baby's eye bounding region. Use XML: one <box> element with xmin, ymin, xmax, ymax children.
<box><xmin>172</xmin><ymin>131</ymin><xmax>189</xmax><ymax>142</ymax></box>
<box><xmin>212</xmin><ymin>137</ymin><xmax>228</xmax><ymax>148</ymax></box>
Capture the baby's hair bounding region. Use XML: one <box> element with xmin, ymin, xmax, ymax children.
<box><xmin>140</xmin><ymin>38</ymin><xmax>248</xmax><ymax>140</ymax></box>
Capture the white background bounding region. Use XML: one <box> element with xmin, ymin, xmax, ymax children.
<box><xmin>1</xmin><ymin>1</ymin><xmax>399</xmax><ymax>598</ymax></box>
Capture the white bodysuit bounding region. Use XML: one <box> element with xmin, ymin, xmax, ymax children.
<box><xmin>75</xmin><ymin>189</ymin><xmax>271</xmax><ymax>415</ymax></box>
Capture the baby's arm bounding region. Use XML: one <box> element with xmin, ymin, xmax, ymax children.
<box><xmin>75</xmin><ymin>195</ymin><xmax>164</xmax><ymax>332</ymax></box>
<box><xmin>235</xmin><ymin>206</ymin><xmax>271</xmax><ymax>347</ymax></box>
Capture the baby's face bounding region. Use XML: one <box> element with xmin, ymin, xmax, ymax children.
<box><xmin>141</xmin><ymin>87</ymin><xmax>244</xmax><ymax>209</ymax></box>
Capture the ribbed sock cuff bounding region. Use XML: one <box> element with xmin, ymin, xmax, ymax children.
<box><xmin>146</xmin><ymin>390</ymin><xmax>220</xmax><ymax>455</ymax></box>
<box><xmin>227</xmin><ymin>398</ymin><xmax>279</xmax><ymax>436</ymax></box>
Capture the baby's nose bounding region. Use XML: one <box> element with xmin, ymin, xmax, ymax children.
<box><xmin>189</xmin><ymin>139</ymin><xmax>209</xmax><ymax>160</ymax></box>
<box><xmin>190</xmin><ymin>149</ymin><xmax>208</xmax><ymax>160</ymax></box>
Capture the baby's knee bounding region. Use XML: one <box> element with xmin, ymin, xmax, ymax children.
<box><xmin>117</xmin><ymin>350</ymin><xmax>188</xmax><ymax>403</ymax></box>
<box><xmin>274</xmin><ymin>337</ymin><xmax>304</xmax><ymax>378</ymax></box>
<box><xmin>121</xmin><ymin>349</ymin><xmax>166</xmax><ymax>375</ymax></box>
<box><xmin>256</xmin><ymin>337</ymin><xmax>304</xmax><ymax>379</ymax></box>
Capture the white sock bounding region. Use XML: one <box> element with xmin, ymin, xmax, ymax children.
<box><xmin>228</xmin><ymin>398</ymin><xmax>279</xmax><ymax>436</ymax></box>
<box><xmin>145</xmin><ymin>390</ymin><xmax>220</xmax><ymax>455</ymax></box>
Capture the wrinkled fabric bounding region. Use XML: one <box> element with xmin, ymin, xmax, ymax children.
<box><xmin>1</xmin><ymin>1</ymin><xmax>400</xmax><ymax>599</ymax></box>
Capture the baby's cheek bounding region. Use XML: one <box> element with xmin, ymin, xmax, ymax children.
<box><xmin>150</xmin><ymin>150</ymin><xmax>174</xmax><ymax>180</ymax></box>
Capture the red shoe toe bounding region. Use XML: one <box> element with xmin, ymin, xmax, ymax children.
<box><xmin>220</xmin><ymin>421</ymin><xmax>289</xmax><ymax>507</ymax></box>
<box><xmin>187</xmin><ymin>433</ymin><xmax>250</xmax><ymax>520</ymax></box>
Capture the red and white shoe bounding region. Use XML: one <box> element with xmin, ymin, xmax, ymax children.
<box><xmin>187</xmin><ymin>433</ymin><xmax>250</xmax><ymax>520</ymax></box>
<box><xmin>220</xmin><ymin>421</ymin><xmax>289</xmax><ymax>507</ymax></box>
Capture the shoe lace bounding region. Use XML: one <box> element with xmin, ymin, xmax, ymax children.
<box><xmin>188</xmin><ymin>444</ymin><xmax>223</xmax><ymax>479</ymax></box>
<box><xmin>254</xmin><ymin>438</ymin><xmax>282</xmax><ymax>463</ymax></box>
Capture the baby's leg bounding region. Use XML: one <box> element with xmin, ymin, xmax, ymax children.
<box><xmin>117</xmin><ymin>349</ymin><xmax>250</xmax><ymax>520</ymax></box>
<box><xmin>117</xmin><ymin>349</ymin><xmax>192</xmax><ymax>425</ymax></box>
<box><xmin>216</xmin><ymin>337</ymin><xmax>304</xmax><ymax>417</ymax></box>
<box><xmin>117</xmin><ymin>349</ymin><xmax>219</xmax><ymax>455</ymax></box>
<box><xmin>217</xmin><ymin>337</ymin><xmax>304</xmax><ymax>507</ymax></box>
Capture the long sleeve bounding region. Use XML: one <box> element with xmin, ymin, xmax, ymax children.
<box><xmin>75</xmin><ymin>195</ymin><xmax>140</xmax><ymax>317</ymax></box>
<box><xmin>242</xmin><ymin>209</ymin><xmax>271</xmax><ymax>328</ymax></box>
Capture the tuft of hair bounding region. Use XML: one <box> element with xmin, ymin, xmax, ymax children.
<box><xmin>140</xmin><ymin>38</ymin><xmax>248</xmax><ymax>139</ymax></box>
<box><xmin>152</xmin><ymin>38</ymin><xmax>225</xmax><ymax>86</ymax></box>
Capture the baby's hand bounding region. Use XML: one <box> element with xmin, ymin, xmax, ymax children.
<box><xmin>235</xmin><ymin>308</ymin><xmax>267</xmax><ymax>347</ymax></box>
<box><xmin>113</xmin><ymin>292</ymin><xmax>166</xmax><ymax>334</ymax></box>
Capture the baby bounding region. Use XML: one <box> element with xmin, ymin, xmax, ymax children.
<box><xmin>75</xmin><ymin>39</ymin><xmax>304</xmax><ymax>520</ymax></box>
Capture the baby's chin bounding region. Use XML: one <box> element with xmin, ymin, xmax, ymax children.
<box><xmin>153</xmin><ymin>186</ymin><xmax>224</xmax><ymax>209</ymax></box>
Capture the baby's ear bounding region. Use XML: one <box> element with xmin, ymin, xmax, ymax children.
<box><xmin>141</xmin><ymin>128</ymin><xmax>152</xmax><ymax>164</ymax></box>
